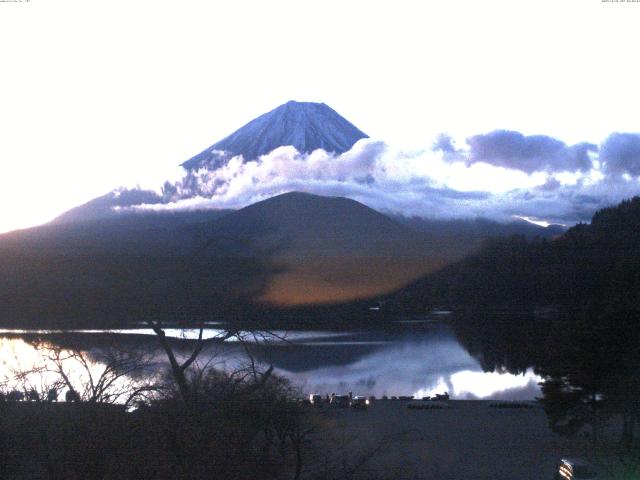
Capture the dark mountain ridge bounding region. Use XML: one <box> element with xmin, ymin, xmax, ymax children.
<box><xmin>196</xmin><ymin>191</ymin><xmax>448</xmax><ymax>305</ymax></box>
<box><xmin>209</xmin><ymin>191</ymin><xmax>423</xmax><ymax>257</ymax></box>
<box><xmin>52</xmin><ymin>189</ymin><xmax>164</xmax><ymax>225</ymax></box>
<box><xmin>392</xmin><ymin>215</ymin><xmax>564</xmax><ymax>256</ymax></box>
<box><xmin>5</xmin><ymin>215</ymin><xmax>228</xmax><ymax>258</ymax></box>
<box><xmin>0</xmin><ymin>191</ymin><xmax>463</xmax><ymax>325</ymax></box>
<box><xmin>1</xmin><ymin>186</ymin><xmax>577</xmax><ymax>324</ymax></box>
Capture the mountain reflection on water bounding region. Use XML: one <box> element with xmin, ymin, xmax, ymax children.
<box><xmin>0</xmin><ymin>322</ymin><xmax>541</xmax><ymax>400</ymax></box>
<box><xmin>257</xmin><ymin>324</ymin><xmax>541</xmax><ymax>400</ymax></box>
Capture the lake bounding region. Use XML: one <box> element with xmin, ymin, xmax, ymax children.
<box><xmin>0</xmin><ymin>317</ymin><xmax>541</xmax><ymax>401</ymax></box>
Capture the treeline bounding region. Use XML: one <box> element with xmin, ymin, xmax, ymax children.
<box><xmin>394</xmin><ymin>196</ymin><xmax>640</xmax><ymax>313</ymax></box>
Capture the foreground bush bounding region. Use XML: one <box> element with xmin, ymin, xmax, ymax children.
<box><xmin>0</xmin><ymin>372</ymin><xmax>310</xmax><ymax>480</ymax></box>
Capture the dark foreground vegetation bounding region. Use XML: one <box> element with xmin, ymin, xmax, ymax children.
<box><xmin>0</xmin><ymin>373</ymin><xmax>314</xmax><ymax>479</ymax></box>
<box><xmin>0</xmin><ymin>327</ymin><xmax>397</xmax><ymax>480</ymax></box>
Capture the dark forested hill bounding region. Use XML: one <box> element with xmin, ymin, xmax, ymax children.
<box><xmin>187</xmin><ymin>191</ymin><xmax>456</xmax><ymax>305</ymax></box>
<box><xmin>393</xmin><ymin>197</ymin><xmax>640</xmax><ymax>313</ymax></box>
<box><xmin>3</xmin><ymin>189</ymin><xmax>619</xmax><ymax>328</ymax></box>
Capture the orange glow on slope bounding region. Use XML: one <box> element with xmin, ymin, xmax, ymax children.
<box><xmin>259</xmin><ymin>255</ymin><xmax>453</xmax><ymax>306</ymax></box>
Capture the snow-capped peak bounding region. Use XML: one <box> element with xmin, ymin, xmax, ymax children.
<box><xmin>181</xmin><ymin>101</ymin><xmax>368</xmax><ymax>170</ymax></box>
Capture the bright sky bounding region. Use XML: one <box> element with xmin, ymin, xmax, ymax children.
<box><xmin>1</xmin><ymin>0</ymin><xmax>639</xmax><ymax>232</ymax></box>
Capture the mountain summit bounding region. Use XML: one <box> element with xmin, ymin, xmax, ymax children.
<box><xmin>181</xmin><ymin>101</ymin><xmax>368</xmax><ymax>170</ymax></box>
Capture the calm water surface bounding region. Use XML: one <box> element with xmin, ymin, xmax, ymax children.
<box><xmin>0</xmin><ymin>320</ymin><xmax>540</xmax><ymax>400</ymax></box>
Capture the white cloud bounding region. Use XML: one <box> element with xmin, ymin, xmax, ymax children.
<box><xmin>125</xmin><ymin>135</ymin><xmax>640</xmax><ymax>225</ymax></box>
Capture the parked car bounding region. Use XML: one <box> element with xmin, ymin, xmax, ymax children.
<box><xmin>309</xmin><ymin>394</ymin><xmax>323</xmax><ymax>406</ymax></box>
<box><xmin>330</xmin><ymin>395</ymin><xmax>350</xmax><ymax>408</ymax></box>
<box><xmin>555</xmin><ymin>458</ymin><xmax>597</xmax><ymax>479</ymax></box>
<box><xmin>350</xmin><ymin>396</ymin><xmax>369</xmax><ymax>410</ymax></box>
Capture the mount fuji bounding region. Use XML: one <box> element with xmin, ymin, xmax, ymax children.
<box><xmin>181</xmin><ymin>101</ymin><xmax>368</xmax><ymax>170</ymax></box>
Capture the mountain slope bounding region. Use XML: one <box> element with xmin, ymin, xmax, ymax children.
<box><xmin>202</xmin><ymin>192</ymin><xmax>458</xmax><ymax>305</ymax></box>
<box><xmin>210</xmin><ymin>191</ymin><xmax>421</xmax><ymax>256</ymax></box>
<box><xmin>392</xmin><ymin>215</ymin><xmax>565</xmax><ymax>257</ymax></box>
<box><xmin>52</xmin><ymin>189</ymin><xmax>164</xmax><ymax>224</ymax></box>
<box><xmin>393</xmin><ymin>197</ymin><xmax>640</xmax><ymax>313</ymax></box>
<box><xmin>0</xmin><ymin>191</ymin><xmax>444</xmax><ymax>325</ymax></box>
<box><xmin>0</xmin><ymin>207</ymin><xmax>269</xmax><ymax>328</ymax></box>
<box><xmin>182</xmin><ymin>101</ymin><xmax>368</xmax><ymax>170</ymax></box>
<box><xmin>394</xmin><ymin>215</ymin><xmax>565</xmax><ymax>241</ymax></box>
<box><xmin>0</xmin><ymin>186</ymin><xmax>580</xmax><ymax>326</ymax></box>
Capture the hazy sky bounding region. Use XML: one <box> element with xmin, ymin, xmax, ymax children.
<box><xmin>1</xmin><ymin>0</ymin><xmax>640</xmax><ymax>232</ymax></box>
